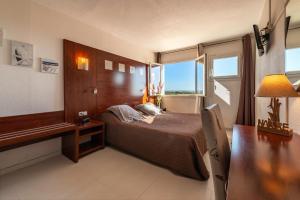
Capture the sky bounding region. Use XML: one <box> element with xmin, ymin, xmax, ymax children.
<box><xmin>286</xmin><ymin>48</ymin><xmax>300</xmax><ymax>72</ymax></box>
<box><xmin>213</xmin><ymin>56</ymin><xmax>238</xmax><ymax>77</ymax></box>
<box><xmin>164</xmin><ymin>57</ymin><xmax>237</xmax><ymax>92</ymax></box>
<box><xmin>164</xmin><ymin>60</ymin><xmax>197</xmax><ymax>92</ymax></box>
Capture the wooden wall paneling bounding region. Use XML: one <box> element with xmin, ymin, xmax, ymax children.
<box><xmin>64</xmin><ymin>39</ymin><xmax>148</xmax><ymax>122</ymax></box>
<box><xmin>74</xmin><ymin>43</ymin><xmax>97</xmax><ymax>120</ymax></box>
<box><xmin>95</xmin><ymin>50</ymin><xmax>147</xmax><ymax>112</ymax></box>
<box><xmin>64</xmin><ymin>40</ymin><xmax>97</xmax><ymax>123</ymax></box>
<box><xmin>0</xmin><ymin>111</ymin><xmax>65</xmax><ymax>134</ymax></box>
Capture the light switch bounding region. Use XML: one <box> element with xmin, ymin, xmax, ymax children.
<box><xmin>79</xmin><ymin>111</ymin><xmax>88</xmax><ymax>117</ymax></box>
<box><xmin>93</xmin><ymin>88</ymin><xmax>98</xmax><ymax>95</ymax></box>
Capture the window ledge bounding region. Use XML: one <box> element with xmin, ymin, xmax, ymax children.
<box><xmin>286</xmin><ymin>71</ymin><xmax>300</xmax><ymax>77</ymax></box>
<box><xmin>163</xmin><ymin>94</ymin><xmax>205</xmax><ymax>97</ymax></box>
<box><xmin>209</xmin><ymin>76</ymin><xmax>241</xmax><ymax>81</ymax></box>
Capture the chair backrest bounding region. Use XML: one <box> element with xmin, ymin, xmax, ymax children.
<box><xmin>202</xmin><ymin>104</ymin><xmax>231</xmax><ymax>200</ymax></box>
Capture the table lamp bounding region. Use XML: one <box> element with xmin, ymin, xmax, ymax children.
<box><xmin>256</xmin><ymin>74</ymin><xmax>299</xmax><ymax>136</ymax></box>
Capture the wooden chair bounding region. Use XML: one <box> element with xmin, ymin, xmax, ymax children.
<box><xmin>202</xmin><ymin>104</ymin><xmax>231</xmax><ymax>200</ymax></box>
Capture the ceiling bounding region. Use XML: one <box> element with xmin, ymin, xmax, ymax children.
<box><xmin>33</xmin><ymin>0</ymin><xmax>264</xmax><ymax>52</ymax></box>
<box><xmin>287</xmin><ymin>0</ymin><xmax>300</xmax><ymax>28</ymax></box>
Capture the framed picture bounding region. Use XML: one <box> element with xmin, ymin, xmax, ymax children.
<box><xmin>105</xmin><ymin>60</ymin><xmax>113</xmax><ymax>70</ymax></box>
<box><xmin>41</xmin><ymin>58</ymin><xmax>59</xmax><ymax>74</ymax></box>
<box><xmin>118</xmin><ymin>63</ymin><xmax>125</xmax><ymax>72</ymax></box>
<box><xmin>11</xmin><ymin>40</ymin><xmax>33</xmax><ymax>67</ymax></box>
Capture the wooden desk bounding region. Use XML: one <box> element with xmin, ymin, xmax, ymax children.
<box><xmin>227</xmin><ymin>125</ymin><xmax>300</xmax><ymax>200</ymax></box>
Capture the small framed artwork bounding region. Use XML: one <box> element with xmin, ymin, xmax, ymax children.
<box><xmin>11</xmin><ymin>40</ymin><xmax>33</xmax><ymax>67</ymax></box>
<box><xmin>130</xmin><ymin>66</ymin><xmax>135</xmax><ymax>74</ymax></box>
<box><xmin>105</xmin><ymin>60</ymin><xmax>113</xmax><ymax>70</ymax></box>
<box><xmin>41</xmin><ymin>58</ymin><xmax>59</xmax><ymax>74</ymax></box>
<box><xmin>118</xmin><ymin>63</ymin><xmax>125</xmax><ymax>72</ymax></box>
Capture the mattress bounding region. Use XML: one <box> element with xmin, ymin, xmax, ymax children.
<box><xmin>96</xmin><ymin>111</ymin><xmax>209</xmax><ymax>180</ymax></box>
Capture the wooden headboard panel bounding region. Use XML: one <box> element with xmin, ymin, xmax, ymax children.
<box><xmin>64</xmin><ymin>40</ymin><xmax>148</xmax><ymax>123</ymax></box>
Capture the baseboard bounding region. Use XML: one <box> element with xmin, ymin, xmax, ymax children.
<box><xmin>0</xmin><ymin>150</ymin><xmax>60</xmax><ymax>176</ymax></box>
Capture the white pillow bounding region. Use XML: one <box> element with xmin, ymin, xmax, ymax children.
<box><xmin>108</xmin><ymin>105</ymin><xmax>143</xmax><ymax>122</ymax></box>
<box><xmin>135</xmin><ymin>103</ymin><xmax>161</xmax><ymax>116</ymax></box>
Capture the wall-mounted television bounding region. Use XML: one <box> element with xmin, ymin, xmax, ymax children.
<box><xmin>253</xmin><ymin>25</ymin><xmax>264</xmax><ymax>56</ymax></box>
<box><xmin>253</xmin><ymin>24</ymin><xmax>271</xmax><ymax>56</ymax></box>
<box><xmin>285</xmin><ymin>16</ymin><xmax>291</xmax><ymax>47</ymax></box>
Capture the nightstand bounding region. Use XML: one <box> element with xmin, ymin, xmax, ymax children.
<box><xmin>77</xmin><ymin>120</ymin><xmax>105</xmax><ymax>159</ymax></box>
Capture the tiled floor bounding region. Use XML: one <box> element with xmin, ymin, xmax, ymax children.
<box><xmin>0</xmin><ymin>147</ymin><xmax>214</xmax><ymax>200</ymax></box>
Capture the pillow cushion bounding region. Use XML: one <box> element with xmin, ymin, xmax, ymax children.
<box><xmin>107</xmin><ymin>105</ymin><xmax>143</xmax><ymax>123</ymax></box>
<box><xmin>135</xmin><ymin>103</ymin><xmax>161</xmax><ymax>116</ymax></box>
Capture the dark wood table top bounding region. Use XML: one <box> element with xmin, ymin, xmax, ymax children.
<box><xmin>227</xmin><ymin>125</ymin><xmax>300</xmax><ymax>200</ymax></box>
<box><xmin>77</xmin><ymin>120</ymin><xmax>104</xmax><ymax>130</ymax></box>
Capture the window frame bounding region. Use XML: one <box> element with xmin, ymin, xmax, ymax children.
<box><xmin>195</xmin><ymin>54</ymin><xmax>207</xmax><ymax>97</ymax></box>
<box><xmin>151</xmin><ymin>54</ymin><xmax>207</xmax><ymax>97</ymax></box>
<box><xmin>285</xmin><ymin>47</ymin><xmax>300</xmax><ymax>75</ymax></box>
<box><xmin>148</xmin><ymin>63</ymin><xmax>164</xmax><ymax>97</ymax></box>
<box><xmin>209</xmin><ymin>53</ymin><xmax>241</xmax><ymax>80</ymax></box>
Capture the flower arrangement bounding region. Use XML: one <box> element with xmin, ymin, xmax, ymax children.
<box><xmin>150</xmin><ymin>82</ymin><xmax>164</xmax><ymax>108</ymax></box>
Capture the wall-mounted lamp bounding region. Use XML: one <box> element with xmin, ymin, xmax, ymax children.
<box><xmin>77</xmin><ymin>57</ymin><xmax>89</xmax><ymax>71</ymax></box>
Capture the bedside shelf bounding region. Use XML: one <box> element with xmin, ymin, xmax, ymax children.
<box><xmin>79</xmin><ymin>130</ymin><xmax>104</xmax><ymax>140</ymax></box>
<box><xmin>79</xmin><ymin>141</ymin><xmax>104</xmax><ymax>157</ymax></box>
<box><xmin>76</xmin><ymin>120</ymin><xmax>105</xmax><ymax>160</ymax></box>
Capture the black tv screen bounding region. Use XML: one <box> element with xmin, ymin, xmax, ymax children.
<box><xmin>253</xmin><ymin>25</ymin><xmax>264</xmax><ymax>56</ymax></box>
<box><xmin>285</xmin><ymin>16</ymin><xmax>291</xmax><ymax>47</ymax></box>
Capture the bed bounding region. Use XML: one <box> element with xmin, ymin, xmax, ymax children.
<box><xmin>96</xmin><ymin>111</ymin><xmax>209</xmax><ymax>180</ymax></box>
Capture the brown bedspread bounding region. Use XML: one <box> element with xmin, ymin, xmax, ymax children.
<box><xmin>96</xmin><ymin>112</ymin><xmax>209</xmax><ymax>180</ymax></box>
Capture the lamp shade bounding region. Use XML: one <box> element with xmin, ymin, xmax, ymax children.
<box><xmin>256</xmin><ymin>74</ymin><xmax>299</xmax><ymax>97</ymax></box>
<box><xmin>77</xmin><ymin>57</ymin><xmax>89</xmax><ymax>71</ymax></box>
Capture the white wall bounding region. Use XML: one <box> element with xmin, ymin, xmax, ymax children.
<box><xmin>0</xmin><ymin>0</ymin><xmax>154</xmax><ymax>174</ymax></box>
<box><xmin>204</xmin><ymin>40</ymin><xmax>243</xmax><ymax>128</ymax></box>
<box><xmin>287</xmin><ymin>28</ymin><xmax>300</xmax><ymax>48</ymax></box>
<box><xmin>255</xmin><ymin>0</ymin><xmax>300</xmax><ymax>134</ymax></box>
<box><xmin>286</xmin><ymin>28</ymin><xmax>300</xmax><ymax>133</ymax></box>
<box><xmin>162</xmin><ymin>96</ymin><xmax>202</xmax><ymax>113</ymax></box>
<box><xmin>256</xmin><ymin>0</ymin><xmax>287</xmax><ymax>123</ymax></box>
<box><xmin>253</xmin><ymin>0</ymin><xmax>300</xmax><ymax>134</ymax></box>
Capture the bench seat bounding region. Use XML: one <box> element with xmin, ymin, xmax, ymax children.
<box><xmin>0</xmin><ymin>122</ymin><xmax>78</xmax><ymax>162</ymax></box>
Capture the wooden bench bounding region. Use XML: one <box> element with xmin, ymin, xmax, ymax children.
<box><xmin>0</xmin><ymin>112</ymin><xmax>79</xmax><ymax>162</ymax></box>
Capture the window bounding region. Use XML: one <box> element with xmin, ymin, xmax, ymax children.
<box><xmin>196</xmin><ymin>60</ymin><xmax>205</xmax><ymax>94</ymax></box>
<box><xmin>164</xmin><ymin>55</ymin><xmax>206</xmax><ymax>95</ymax></box>
<box><xmin>149</xmin><ymin>55</ymin><xmax>207</xmax><ymax>96</ymax></box>
<box><xmin>164</xmin><ymin>60</ymin><xmax>195</xmax><ymax>95</ymax></box>
<box><xmin>149</xmin><ymin>64</ymin><xmax>163</xmax><ymax>96</ymax></box>
<box><xmin>212</xmin><ymin>56</ymin><xmax>239</xmax><ymax>78</ymax></box>
<box><xmin>285</xmin><ymin>48</ymin><xmax>300</xmax><ymax>73</ymax></box>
